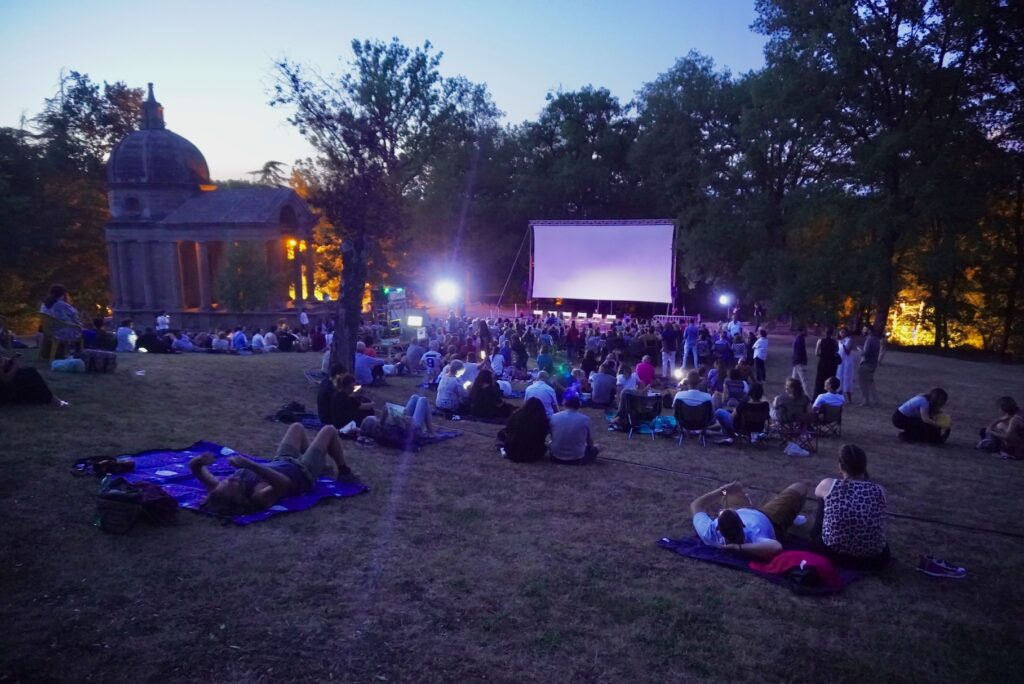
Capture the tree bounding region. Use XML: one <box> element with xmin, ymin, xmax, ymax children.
<box><xmin>271</xmin><ymin>38</ymin><xmax>497</xmax><ymax>367</ymax></box>
<box><xmin>215</xmin><ymin>242</ymin><xmax>278</xmax><ymax>311</ymax></box>
<box><xmin>248</xmin><ymin>160</ymin><xmax>288</xmax><ymax>186</ymax></box>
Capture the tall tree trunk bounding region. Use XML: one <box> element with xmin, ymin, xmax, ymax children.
<box><xmin>330</xmin><ymin>235</ymin><xmax>366</xmax><ymax>372</ymax></box>
<box><xmin>1000</xmin><ymin>173</ymin><xmax>1024</xmax><ymax>354</ymax></box>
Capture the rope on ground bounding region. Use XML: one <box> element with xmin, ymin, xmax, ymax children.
<box><xmin>446</xmin><ymin>420</ymin><xmax>1024</xmax><ymax>540</ymax></box>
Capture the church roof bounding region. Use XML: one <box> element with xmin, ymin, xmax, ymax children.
<box><xmin>159</xmin><ymin>186</ymin><xmax>315</xmax><ymax>226</ymax></box>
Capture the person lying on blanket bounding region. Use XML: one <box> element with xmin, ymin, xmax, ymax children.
<box><xmin>190</xmin><ymin>424</ymin><xmax>360</xmax><ymax>515</ymax></box>
<box><xmin>688</xmin><ymin>480</ymin><xmax>814</xmax><ymax>560</ymax></box>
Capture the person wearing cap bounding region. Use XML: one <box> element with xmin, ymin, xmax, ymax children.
<box><xmin>812</xmin><ymin>444</ymin><xmax>889</xmax><ymax>570</ymax></box>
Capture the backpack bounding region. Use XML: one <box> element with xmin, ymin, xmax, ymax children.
<box><xmin>94</xmin><ymin>477</ymin><xmax>178</xmax><ymax>534</ymax></box>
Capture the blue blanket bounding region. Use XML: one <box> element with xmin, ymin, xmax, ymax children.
<box><xmin>658</xmin><ymin>535</ymin><xmax>865</xmax><ymax>595</ymax></box>
<box><xmin>113</xmin><ymin>441</ymin><xmax>368</xmax><ymax>525</ymax></box>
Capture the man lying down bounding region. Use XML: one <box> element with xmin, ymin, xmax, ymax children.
<box><xmin>189</xmin><ymin>424</ymin><xmax>360</xmax><ymax>515</ymax></box>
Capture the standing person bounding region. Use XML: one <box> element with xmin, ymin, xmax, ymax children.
<box><xmin>115</xmin><ymin>319</ymin><xmax>137</xmax><ymax>352</ymax></box>
<box><xmin>155</xmin><ymin>311</ymin><xmax>171</xmax><ymax>333</ymax></box>
<box><xmin>858</xmin><ymin>326</ymin><xmax>881</xmax><ymax>407</ymax></box>
<box><xmin>299</xmin><ymin>306</ymin><xmax>310</xmax><ymax>334</ymax></box>
<box><xmin>566</xmin><ymin>320</ymin><xmax>580</xmax><ymax>360</ymax></box>
<box><xmin>726</xmin><ymin>314</ymin><xmax>743</xmax><ymax>339</ymax></box>
<box><xmin>791</xmin><ymin>327</ymin><xmax>808</xmax><ymax>390</ymax></box>
<box><xmin>752</xmin><ymin>329</ymin><xmax>768</xmax><ymax>383</ymax></box>
<box><xmin>893</xmin><ymin>388</ymin><xmax>950</xmax><ymax>443</ymax></box>
<box><xmin>660</xmin><ymin>323</ymin><xmax>679</xmax><ymax>378</ymax></box>
<box><xmin>835</xmin><ymin>328</ymin><xmax>857</xmax><ymax>402</ymax></box>
<box><xmin>813</xmin><ymin>327</ymin><xmax>840</xmax><ymax>398</ymax></box>
<box><xmin>682</xmin><ymin>320</ymin><xmax>700</xmax><ymax>369</ymax></box>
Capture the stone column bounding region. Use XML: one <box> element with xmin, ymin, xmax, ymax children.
<box><xmin>196</xmin><ymin>241</ymin><xmax>212</xmax><ymax>311</ymax></box>
<box><xmin>167</xmin><ymin>241</ymin><xmax>183</xmax><ymax>310</ymax></box>
<box><xmin>116</xmin><ymin>241</ymin><xmax>132</xmax><ymax>310</ymax></box>
<box><xmin>303</xmin><ymin>240</ymin><xmax>316</xmax><ymax>302</ymax></box>
<box><xmin>141</xmin><ymin>241</ymin><xmax>155</xmax><ymax>311</ymax></box>
<box><xmin>267</xmin><ymin>239</ymin><xmax>285</xmax><ymax>309</ymax></box>
<box><xmin>106</xmin><ymin>241</ymin><xmax>121</xmax><ymax>309</ymax></box>
<box><xmin>291</xmin><ymin>240</ymin><xmax>303</xmax><ymax>303</ymax></box>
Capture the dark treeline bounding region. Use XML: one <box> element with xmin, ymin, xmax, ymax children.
<box><xmin>2</xmin><ymin>2</ymin><xmax>1021</xmax><ymax>359</ymax></box>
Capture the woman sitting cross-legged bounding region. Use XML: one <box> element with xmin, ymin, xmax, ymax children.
<box><xmin>497</xmin><ymin>397</ymin><xmax>550</xmax><ymax>463</ymax></box>
<box><xmin>892</xmin><ymin>388</ymin><xmax>950</xmax><ymax>443</ymax></box>
<box><xmin>812</xmin><ymin>444</ymin><xmax>890</xmax><ymax>571</ymax></box>
<box><xmin>977</xmin><ymin>396</ymin><xmax>1023</xmax><ymax>460</ymax></box>
<box><xmin>436</xmin><ymin>359</ymin><xmax>470</xmax><ymax>416</ymax></box>
<box><xmin>772</xmin><ymin>377</ymin><xmax>812</xmax><ymax>424</ymax></box>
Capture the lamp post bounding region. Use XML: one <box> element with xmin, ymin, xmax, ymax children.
<box><xmin>718</xmin><ymin>293</ymin><xmax>732</xmax><ymax>323</ymax></box>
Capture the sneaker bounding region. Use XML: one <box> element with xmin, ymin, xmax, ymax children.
<box><xmin>713</xmin><ymin>437</ymin><xmax>734</xmax><ymax>445</ymax></box>
<box><xmin>793</xmin><ymin>514</ymin><xmax>808</xmax><ymax>526</ymax></box>
<box><xmin>451</xmin><ymin>415</ymin><xmax>462</xmax><ymax>422</ymax></box>
<box><xmin>917</xmin><ymin>555</ymin><xmax>967</xmax><ymax>579</ymax></box>
<box><xmin>784</xmin><ymin>442</ymin><xmax>811</xmax><ymax>457</ymax></box>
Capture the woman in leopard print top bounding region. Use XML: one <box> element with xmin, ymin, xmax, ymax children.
<box><xmin>813</xmin><ymin>444</ymin><xmax>891</xmax><ymax>571</ymax></box>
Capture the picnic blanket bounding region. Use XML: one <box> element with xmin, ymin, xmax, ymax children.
<box><xmin>657</xmin><ymin>535</ymin><xmax>865</xmax><ymax>595</ymax></box>
<box><xmin>432</xmin><ymin>408</ymin><xmax>509</xmax><ymax>425</ymax></box>
<box><xmin>366</xmin><ymin>429</ymin><xmax>462</xmax><ymax>451</ymax></box>
<box><xmin>94</xmin><ymin>441</ymin><xmax>368</xmax><ymax>525</ymax></box>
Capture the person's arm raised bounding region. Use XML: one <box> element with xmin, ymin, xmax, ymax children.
<box><xmin>188</xmin><ymin>453</ymin><xmax>220</xmax><ymax>492</ymax></box>
<box><xmin>689</xmin><ymin>482</ymin><xmax>737</xmax><ymax>517</ymax></box>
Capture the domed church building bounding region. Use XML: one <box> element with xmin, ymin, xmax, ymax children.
<box><xmin>105</xmin><ymin>84</ymin><xmax>317</xmax><ymax>326</ymax></box>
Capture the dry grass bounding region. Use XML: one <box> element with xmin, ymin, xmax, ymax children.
<box><xmin>1</xmin><ymin>342</ymin><xmax>1023</xmax><ymax>683</ymax></box>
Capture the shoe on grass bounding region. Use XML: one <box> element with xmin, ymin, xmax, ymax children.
<box><xmin>917</xmin><ymin>555</ymin><xmax>967</xmax><ymax>579</ymax></box>
<box><xmin>713</xmin><ymin>437</ymin><xmax>734</xmax><ymax>445</ymax></box>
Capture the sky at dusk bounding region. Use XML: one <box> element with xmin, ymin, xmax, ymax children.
<box><xmin>0</xmin><ymin>0</ymin><xmax>767</xmax><ymax>180</ymax></box>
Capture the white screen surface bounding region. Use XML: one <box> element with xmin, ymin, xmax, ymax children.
<box><xmin>531</xmin><ymin>222</ymin><xmax>674</xmax><ymax>303</ymax></box>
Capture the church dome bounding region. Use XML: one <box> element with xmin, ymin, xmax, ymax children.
<box><xmin>106</xmin><ymin>84</ymin><xmax>211</xmax><ymax>187</ymax></box>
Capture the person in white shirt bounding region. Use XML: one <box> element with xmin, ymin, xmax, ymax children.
<box><xmin>421</xmin><ymin>342</ymin><xmax>443</xmax><ymax>384</ymax></box>
<box><xmin>673</xmin><ymin>372</ymin><xmax>714</xmax><ymax>407</ymax></box>
<box><xmin>263</xmin><ymin>328</ymin><xmax>279</xmax><ymax>352</ymax></box>
<box><xmin>752</xmin><ymin>329</ymin><xmax>768</xmax><ymax>382</ymax></box>
<box><xmin>490</xmin><ymin>350</ymin><xmax>506</xmax><ymax>379</ymax></box>
<box><xmin>616</xmin><ymin>362</ymin><xmax>639</xmax><ymax>393</ymax></box>
<box><xmin>726</xmin><ymin>315</ymin><xmax>743</xmax><ymax>339</ymax></box>
<box><xmin>524</xmin><ymin>371</ymin><xmax>559</xmax><ymax>417</ymax></box>
<box><xmin>299</xmin><ymin>307</ymin><xmax>310</xmax><ymax>331</ymax></box>
<box><xmin>251</xmin><ymin>328</ymin><xmax>266</xmax><ymax>353</ymax></box>
<box><xmin>155</xmin><ymin>311</ymin><xmax>170</xmax><ymax>333</ymax></box>
<box><xmin>813</xmin><ymin>377</ymin><xmax>846</xmax><ymax>412</ymax></box>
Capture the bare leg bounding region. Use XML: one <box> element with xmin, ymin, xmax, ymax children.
<box><xmin>308</xmin><ymin>425</ymin><xmax>350</xmax><ymax>478</ymax></box>
<box><xmin>411</xmin><ymin>396</ymin><xmax>434</xmax><ymax>435</ymax></box>
<box><xmin>280</xmin><ymin>422</ymin><xmax>309</xmax><ymax>455</ymax></box>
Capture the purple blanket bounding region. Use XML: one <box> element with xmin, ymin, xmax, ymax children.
<box><xmin>658</xmin><ymin>535</ymin><xmax>865</xmax><ymax>595</ymax></box>
<box><xmin>118</xmin><ymin>440</ymin><xmax>368</xmax><ymax>525</ymax></box>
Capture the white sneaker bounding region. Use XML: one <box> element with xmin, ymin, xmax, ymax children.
<box><xmin>784</xmin><ymin>442</ymin><xmax>811</xmax><ymax>457</ymax></box>
<box><xmin>794</xmin><ymin>514</ymin><xmax>808</xmax><ymax>526</ymax></box>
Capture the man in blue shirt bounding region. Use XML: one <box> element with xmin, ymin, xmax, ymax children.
<box><xmin>683</xmin><ymin>322</ymin><xmax>700</xmax><ymax>369</ymax></box>
<box><xmin>689</xmin><ymin>480</ymin><xmax>813</xmax><ymax>560</ymax></box>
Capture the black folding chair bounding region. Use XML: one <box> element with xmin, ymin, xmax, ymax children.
<box><xmin>674</xmin><ymin>400</ymin><xmax>714</xmax><ymax>447</ymax></box>
<box><xmin>733</xmin><ymin>402</ymin><xmax>771</xmax><ymax>447</ymax></box>
<box><xmin>770</xmin><ymin>407</ymin><xmax>818</xmax><ymax>453</ymax></box>
<box><xmin>627</xmin><ymin>393</ymin><xmax>663</xmax><ymax>440</ymax></box>
<box><xmin>816</xmin><ymin>403</ymin><xmax>843</xmax><ymax>438</ymax></box>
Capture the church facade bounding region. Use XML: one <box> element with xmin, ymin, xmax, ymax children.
<box><xmin>105</xmin><ymin>84</ymin><xmax>318</xmax><ymax>328</ymax></box>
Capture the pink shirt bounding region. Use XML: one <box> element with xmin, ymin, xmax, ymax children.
<box><xmin>635</xmin><ymin>361</ymin><xmax>655</xmax><ymax>386</ymax></box>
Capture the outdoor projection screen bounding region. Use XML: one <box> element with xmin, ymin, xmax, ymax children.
<box><xmin>530</xmin><ymin>220</ymin><xmax>675</xmax><ymax>303</ymax></box>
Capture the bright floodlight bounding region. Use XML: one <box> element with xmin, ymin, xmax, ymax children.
<box><xmin>434</xmin><ymin>280</ymin><xmax>459</xmax><ymax>304</ymax></box>
<box><xmin>719</xmin><ymin>294</ymin><xmax>732</xmax><ymax>306</ymax></box>
<box><xmin>673</xmin><ymin>368</ymin><xmax>684</xmax><ymax>380</ymax></box>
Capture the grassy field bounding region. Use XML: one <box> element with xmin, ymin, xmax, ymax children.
<box><xmin>1</xmin><ymin>342</ymin><xmax>1023</xmax><ymax>683</ymax></box>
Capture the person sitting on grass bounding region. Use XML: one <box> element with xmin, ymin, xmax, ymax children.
<box><xmin>812</xmin><ymin>376</ymin><xmax>846</xmax><ymax>417</ymax></box>
<box><xmin>589</xmin><ymin>361</ymin><xmax>617</xmax><ymax>407</ymax></box>
<box><xmin>436</xmin><ymin>359</ymin><xmax>470</xmax><ymax>415</ymax></box>
<box><xmin>716</xmin><ymin>368</ymin><xmax>749</xmax><ymax>410</ymax></box>
<box><xmin>329</xmin><ymin>373</ymin><xmax>376</xmax><ymax>429</ymax></box>
<box><xmin>635</xmin><ymin>354</ymin><xmax>656</xmax><ymax>387</ymax></box>
<box><xmin>211</xmin><ymin>331</ymin><xmax>231</xmax><ymax>353</ymax></box>
<box><xmin>498</xmin><ymin>397</ymin><xmax>550</xmax><ymax>463</ymax></box>
<box><xmin>358</xmin><ymin>395</ymin><xmax>435</xmax><ymax>447</ymax></box>
<box><xmin>192</xmin><ymin>423</ymin><xmax>359</xmax><ymax>515</ymax></box>
<box><xmin>468</xmin><ymin>368</ymin><xmax>513</xmax><ymax>419</ymax></box>
<box><xmin>535</xmin><ymin>345</ymin><xmax>555</xmax><ymax>375</ymax></box>
<box><xmin>116</xmin><ymin>319</ymin><xmax>137</xmax><ymax>352</ymax></box>
<box><xmin>549</xmin><ymin>394</ymin><xmax>598</xmax><ymax>465</ymax></box>
<box><xmin>812</xmin><ymin>444</ymin><xmax>890</xmax><ymax>570</ymax></box>
<box><xmin>136</xmin><ymin>327</ymin><xmax>170</xmax><ymax>353</ymax></box>
<box><xmin>263</xmin><ymin>327</ymin><xmax>279</xmax><ymax>352</ymax></box>
<box><xmin>230</xmin><ymin>326</ymin><xmax>249</xmax><ymax>352</ymax></box>
<box><xmin>978</xmin><ymin>396</ymin><xmax>1023</xmax><ymax>460</ymax></box>
<box><xmin>524</xmin><ymin>371</ymin><xmax>559</xmax><ymax>417</ymax></box>
<box><xmin>689</xmin><ymin>480</ymin><xmax>815</xmax><ymax>560</ymax></box>
<box><xmin>892</xmin><ymin>388</ymin><xmax>950</xmax><ymax>444</ymax></box>
<box><xmin>1</xmin><ymin>352</ymin><xmax>68</xmax><ymax>407</ymax></box>
<box><xmin>354</xmin><ymin>341</ymin><xmax>386</xmax><ymax>386</ymax></box>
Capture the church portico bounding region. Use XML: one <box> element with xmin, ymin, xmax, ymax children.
<box><xmin>104</xmin><ymin>84</ymin><xmax>319</xmax><ymax>328</ymax></box>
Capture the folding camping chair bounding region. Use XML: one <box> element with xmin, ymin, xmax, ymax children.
<box><xmin>626</xmin><ymin>393</ymin><xmax>663</xmax><ymax>440</ymax></box>
<box><xmin>733</xmin><ymin>401</ymin><xmax>771</xmax><ymax>447</ymax></box>
<box><xmin>816</xmin><ymin>403</ymin><xmax>844</xmax><ymax>438</ymax></box>
<box><xmin>770</xmin><ymin>407</ymin><xmax>818</xmax><ymax>453</ymax></box>
<box><xmin>674</xmin><ymin>400</ymin><xmax>714</xmax><ymax>448</ymax></box>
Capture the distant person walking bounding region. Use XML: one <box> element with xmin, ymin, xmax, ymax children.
<box><xmin>858</xmin><ymin>326</ymin><xmax>881</xmax><ymax>407</ymax></box>
<box><xmin>791</xmin><ymin>327</ymin><xmax>808</xmax><ymax>390</ymax></box>
<box><xmin>813</xmin><ymin>327</ymin><xmax>840</xmax><ymax>398</ymax></box>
